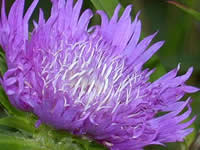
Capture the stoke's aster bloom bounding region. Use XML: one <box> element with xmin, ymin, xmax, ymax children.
<box><xmin>0</xmin><ymin>0</ymin><xmax>198</xmax><ymax>149</ymax></box>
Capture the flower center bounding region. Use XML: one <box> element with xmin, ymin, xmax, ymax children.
<box><xmin>39</xmin><ymin>39</ymin><xmax>142</xmax><ymax>113</ymax></box>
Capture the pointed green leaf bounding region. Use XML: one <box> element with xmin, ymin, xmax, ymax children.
<box><xmin>168</xmin><ymin>1</ymin><xmax>200</xmax><ymax>21</ymax></box>
<box><xmin>0</xmin><ymin>116</ymin><xmax>35</xmax><ymax>133</ymax></box>
<box><xmin>0</xmin><ymin>133</ymin><xmax>47</xmax><ymax>150</ymax></box>
<box><xmin>90</xmin><ymin>0</ymin><xmax>123</xmax><ymax>18</ymax></box>
<box><xmin>35</xmin><ymin>124</ymin><xmax>108</xmax><ymax>150</ymax></box>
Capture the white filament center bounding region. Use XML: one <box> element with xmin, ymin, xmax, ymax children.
<box><xmin>39</xmin><ymin>40</ymin><xmax>142</xmax><ymax>113</ymax></box>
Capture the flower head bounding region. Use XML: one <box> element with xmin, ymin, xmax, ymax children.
<box><xmin>0</xmin><ymin>0</ymin><xmax>198</xmax><ymax>149</ymax></box>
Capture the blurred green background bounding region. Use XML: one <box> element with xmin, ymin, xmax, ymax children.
<box><xmin>1</xmin><ymin>0</ymin><xmax>200</xmax><ymax>150</ymax></box>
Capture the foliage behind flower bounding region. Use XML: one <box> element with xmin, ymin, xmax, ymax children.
<box><xmin>0</xmin><ymin>0</ymin><xmax>199</xmax><ymax>150</ymax></box>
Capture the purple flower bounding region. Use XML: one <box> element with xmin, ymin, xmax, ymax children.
<box><xmin>0</xmin><ymin>0</ymin><xmax>198</xmax><ymax>149</ymax></box>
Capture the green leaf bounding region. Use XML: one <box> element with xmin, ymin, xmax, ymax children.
<box><xmin>90</xmin><ymin>0</ymin><xmax>123</xmax><ymax>18</ymax></box>
<box><xmin>0</xmin><ymin>116</ymin><xmax>35</xmax><ymax>133</ymax></box>
<box><xmin>35</xmin><ymin>124</ymin><xmax>108</xmax><ymax>150</ymax></box>
<box><xmin>0</xmin><ymin>115</ymin><xmax>107</xmax><ymax>150</ymax></box>
<box><xmin>168</xmin><ymin>1</ymin><xmax>200</xmax><ymax>21</ymax></box>
<box><xmin>0</xmin><ymin>133</ymin><xmax>47</xmax><ymax>150</ymax></box>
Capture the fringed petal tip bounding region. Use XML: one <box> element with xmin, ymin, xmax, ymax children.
<box><xmin>97</xmin><ymin>4</ymin><xmax>142</xmax><ymax>51</ymax></box>
<box><xmin>181</xmin><ymin>85</ymin><xmax>200</xmax><ymax>93</ymax></box>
